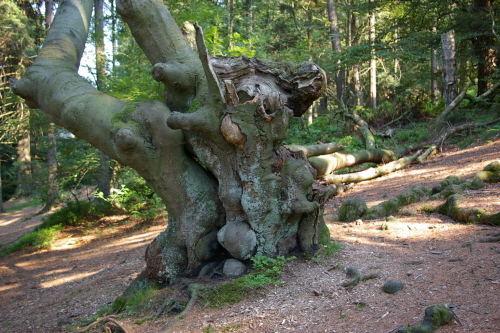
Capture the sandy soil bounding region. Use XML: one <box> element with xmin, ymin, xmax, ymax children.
<box><xmin>0</xmin><ymin>140</ymin><xmax>499</xmax><ymax>333</ymax></box>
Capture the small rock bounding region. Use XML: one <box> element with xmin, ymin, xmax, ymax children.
<box><xmin>223</xmin><ymin>259</ymin><xmax>247</xmax><ymax>277</ymax></box>
<box><xmin>345</xmin><ymin>266</ymin><xmax>361</xmax><ymax>278</ymax></box>
<box><xmin>355</xmin><ymin>219</ymin><xmax>363</xmax><ymax>225</ymax></box>
<box><xmin>382</xmin><ymin>280</ymin><xmax>404</xmax><ymax>294</ymax></box>
<box><xmin>312</xmin><ymin>289</ymin><xmax>321</xmax><ymax>296</ymax></box>
<box><xmin>198</xmin><ymin>261</ymin><xmax>220</xmax><ymax>278</ymax></box>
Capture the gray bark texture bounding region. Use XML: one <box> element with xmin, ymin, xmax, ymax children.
<box><xmin>441</xmin><ymin>30</ymin><xmax>457</xmax><ymax>107</ymax></box>
<box><xmin>12</xmin><ymin>0</ymin><xmax>330</xmax><ymax>285</ymax></box>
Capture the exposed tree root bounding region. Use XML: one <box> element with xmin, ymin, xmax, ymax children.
<box><xmin>161</xmin><ymin>284</ymin><xmax>204</xmax><ymax>333</ymax></box>
<box><xmin>436</xmin><ymin>194</ymin><xmax>500</xmax><ymax>226</ymax></box>
<box><xmin>341</xmin><ymin>266</ymin><xmax>379</xmax><ymax>289</ymax></box>
<box><xmin>323</xmin><ymin>146</ymin><xmax>436</xmax><ymax>184</ymax></box>
<box><xmin>394</xmin><ymin>304</ymin><xmax>456</xmax><ymax>333</ymax></box>
<box><xmin>75</xmin><ymin>316</ymin><xmax>129</xmax><ymax>333</ymax></box>
<box><xmin>338</xmin><ymin>185</ymin><xmax>430</xmax><ymax>222</ymax></box>
<box><xmin>309</xmin><ymin>149</ymin><xmax>395</xmax><ymax>177</ymax></box>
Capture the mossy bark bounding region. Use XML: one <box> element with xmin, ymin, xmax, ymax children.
<box><xmin>12</xmin><ymin>0</ymin><xmax>331</xmax><ymax>285</ymax></box>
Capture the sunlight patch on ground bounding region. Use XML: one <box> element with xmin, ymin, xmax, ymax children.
<box><xmin>39</xmin><ymin>267</ymin><xmax>73</xmax><ymax>277</ymax></box>
<box><xmin>328</xmin><ymin>218</ymin><xmax>480</xmax><ymax>245</ymax></box>
<box><xmin>39</xmin><ymin>269</ymin><xmax>103</xmax><ymax>288</ymax></box>
<box><xmin>0</xmin><ymin>282</ymin><xmax>21</xmax><ymax>292</ymax></box>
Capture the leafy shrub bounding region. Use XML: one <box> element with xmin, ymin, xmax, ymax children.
<box><xmin>392</xmin><ymin>123</ymin><xmax>430</xmax><ymax>145</ymax></box>
<box><xmin>38</xmin><ymin>200</ymin><xmax>113</xmax><ymax>230</ymax></box>
<box><xmin>96</xmin><ymin>178</ymin><xmax>165</xmax><ymax>221</ymax></box>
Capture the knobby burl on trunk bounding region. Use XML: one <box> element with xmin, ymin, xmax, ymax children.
<box><xmin>12</xmin><ymin>0</ymin><xmax>334</xmax><ymax>286</ymax></box>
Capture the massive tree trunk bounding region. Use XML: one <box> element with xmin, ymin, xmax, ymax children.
<box><xmin>12</xmin><ymin>0</ymin><xmax>330</xmax><ymax>285</ymax></box>
<box><xmin>441</xmin><ymin>30</ymin><xmax>457</xmax><ymax>107</ymax></box>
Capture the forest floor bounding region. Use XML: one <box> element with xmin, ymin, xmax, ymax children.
<box><xmin>0</xmin><ymin>140</ymin><xmax>498</xmax><ymax>333</ymax></box>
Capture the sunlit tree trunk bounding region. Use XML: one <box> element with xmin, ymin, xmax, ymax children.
<box><xmin>111</xmin><ymin>0</ymin><xmax>117</xmax><ymax>71</ymax></box>
<box><xmin>227</xmin><ymin>0</ymin><xmax>234</xmax><ymax>50</ymax></box>
<box><xmin>441</xmin><ymin>30</ymin><xmax>457</xmax><ymax>107</ymax></box>
<box><xmin>430</xmin><ymin>27</ymin><xmax>440</xmax><ymax>102</ymax></box>
<box><xmin>245</xmin><ymin>0</ymin><xmax>253</xmax><ymax>48</ymax></box>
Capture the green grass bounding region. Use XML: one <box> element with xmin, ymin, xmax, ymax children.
<box><xmin>0</xmin><ymin>225</ymin><xmax>62</xmax><ymax>257</ymax></box>
<box><xmin>202</xmin><ymin>255</ymin><xmax>295</xmax><ymax>308</ymax></box>
<box><xmin>312</xmin><ymin>240</ymin><xmax>343</xmax><ymax>263</ymax></box>
<box><xmin>0</xmin><ymin>200</ymin><xmax>114</xmax><ymax>257</ymax></box>
<box><xmin>4</xmin><ymin>200</ymin><xmax>42</xmax><ymax>213</ymax></box>
<box><xmin>111</xmin><ymin>286</ymin><xmax>160</xmax><ymax>315</ymax></box>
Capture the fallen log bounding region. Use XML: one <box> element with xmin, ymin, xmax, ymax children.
<box><xmin>285</xmin><ymin>142</ymin><xmax>344</xmax><ymax>157</ymax></box>
<box><xmin>309</xmin><ymin>149</ymin><xmax>395</xmax><ymax>177</ymax></box>
<box><xmin>323</xmin><ymin>146</ymin><xmax>436</xmax><ymax>184</ymax></box>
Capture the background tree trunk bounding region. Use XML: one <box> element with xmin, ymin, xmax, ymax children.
<box><xmin>227</xmin><ymin>0</ymin><xmax>234</xmax><ymax>50</ymax></box>
<box><xmin>41</xmin><ymin>0</ymin><xmax>58</xmax><ymax>213</ymax></box>
<box><xmin>350</xmin><ymin>10</ymin><xmax>363</xmax><ymax>107</ymax></box>
<box><xmin>16</xmin><ymin>124</ymin><xmax>32</xmax><ymax>197</ymax></box>
<box><xmin>327</xmin><ymin>0</ymin><xmax>345</xmax><ymax>102</ymax></box>
<box><xmin>0</xmin><ymin>160</ymin><xmax>4</xmax><ymax>213</ymax></box>
<box><xmin>95</xmin><ymin>0</ymin><xmax>112</xmax><ymax>198</ymax></box>
<box><xmin>441</xmin><ymin>30</ymin><xmax>457</xmax><ymax>107</ymax></box>
<box><xmin>472</xmin><ymin>0</ymin><xmax>495</xmax><ymax>95</ymax></box>
<box><xmin>369</xmin><ymin>3</ymin><xmax>377</xmax><ymax>110</ymax></box>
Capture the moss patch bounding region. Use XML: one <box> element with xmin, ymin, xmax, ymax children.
<box><xmin>338</xmin><ymin>198</ymin><xmax>367</xmax><ymax>222</ymax></box>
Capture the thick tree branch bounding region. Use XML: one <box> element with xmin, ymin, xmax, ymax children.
<box><xmin>433</xmin><ymin>82</ymin><xmax>472</xmax><ymax>127</ymax></box>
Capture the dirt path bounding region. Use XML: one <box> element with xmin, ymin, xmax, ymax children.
<box><xmin>0</xmin><ymin>141</ymin><xmax>498</xmax><ymax>333</ymax></box>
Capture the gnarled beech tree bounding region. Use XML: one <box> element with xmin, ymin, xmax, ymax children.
<box><xmin>12</xmin><ymin>0</ymin><xmax>333</xmax><ymax>286</ymax></box>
